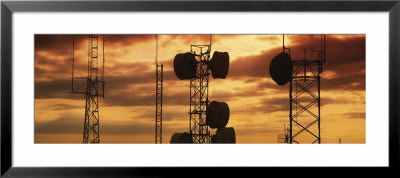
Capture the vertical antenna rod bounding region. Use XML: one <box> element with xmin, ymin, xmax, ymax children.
<box><xmin>103</xmin><ymin>35</ymin><xmax>105</xmax><ymax>97</ymax></box>
<box><xmin>283</xmin><ymin>34</ymin><xmax>285</xmax><ymax>52</ymax></box>
<box><xmin>210</xmin><ymin>34</ymin><xmax>212</xmax><ymax>51</ymax></box>
<box><xmin>71</xmin><ymin>35</ymin><xmax>74</xmax><ymax>93</ymax></box>
<box><xmin>324</xmin><ymin>34</ymin><xmax>326</xmax><ymax>62</ymax></box>
<box><xmin>156</xmin><ymin>35</ymin><xmax>158</xmax><ymax>64</ymax></box>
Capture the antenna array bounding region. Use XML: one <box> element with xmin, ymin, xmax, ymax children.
<box><xmin>171</xmin><ymin>35</ymin><xmax>233</xmax><ymax>144</ymax></box>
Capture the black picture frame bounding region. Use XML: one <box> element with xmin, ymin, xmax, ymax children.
<box><xmin>1</xmin><ymin>0</ymin><xmax>399</xmax><ymax>177</ymax></box>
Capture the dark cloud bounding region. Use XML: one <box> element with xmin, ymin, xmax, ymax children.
<box><xmin>107</xmin><ymin>61</ymin><xmax>152</xmax><ymax>73</ymax></box>
<box><xmin>340</xmin><ymin>111</ymin><xmax>366</xmax><ymax>119</ymax></box>
<box><xmin>160</xmin><ymin>35</ymin><xmax>211</xmax><ymax>49</ymax></box>
<box><xmin>35</xmin><ymin>79</ymin><xmax>75</xmax><ymax>99</ymax></box>
<box><xmin>289</xmin><ymin>35</ymin><xmax>365</xmax><ymax>91</ymax></box>
<box><xmin>256</xmin><ymin>95</ymin><xmax>360</xmax><ymax>114</ymax></box>
<box><xmin>49</xmin><ymin>103</ymin><xmax>82</xmax><ymax>111</ymax></box>
<box><xmin>35</xmin><ymin>115</ymin><xmax>155</xmax><ymax>135</ymax></box>
<box><xmin>104</xmin><ymin>34</ymin><xmax>153</xmax><ymax>47</ymax></box>
<box><xmin>35</xmin><ymin>35</ymin><xmax>73</xmax><ymax>54</ymax></box>
<box><xmin>163</xmin><ymin>69</ymin><xmax>180</xmax><ymax>81</ymax></box>
<box><xmin>228</xmin><ymin>48</ymin><xmax>279</xmax><ymax>79</ymax></box>
<box><xmin>35</xmin><ymin>71</ymin><xmax>189</xmax><ymax>107</ymax></box>
<box><xmin>35</xmin><ymin>34</ymin><xmax>155</xmax><ymax>54</ymax></box>
<box><xmin>256</xmin><ymin>35</ymin><xmax>280</xmax><ymax>41</ymax></box>
<box><xmin>106</xmin><ymin>72</ymin><xmax>154</xmax><ymax>88</ymax></box>
<box><xmin>35</xmin><ymin>34</ymin><xmax>365</xmax><ymax>108</ymax></box>
<box><xmin>160</xmin><ymin>34</ymin><xmax>238</xmax><ymax>49</ymax></box>
<box><xmin>35</xmin><ymin>35</ymin><xmax>91</xmax><ymax>56</ymax></box>
<box><xmin>35</xmin><ymin>60</ymin><xmax>154</xmax><ymax>97</ymax></box>
<box><xmin>228</xmin><ymin>35</ymin><xmax>365</xmax><ymax>93</ymax></box>
<box><xmin>101</xmin><ymin>122</ymin><xmax>154</xmax><ymax>135</ymax></box>
<box><xmin>210</xmin><ymin>88</ymin><xmax>266</xmax><ymax>103</ymax></box>
<box><xmin>258</xmin><ymin>97</ymin><xmax>289</xmax><ymax>113</ymax></box>
<box><xmin>134</xmin><ymin>110</ymin><xmax>187</xmax><ymax>122</ymax></box>
<box><xmin>104</xmin><ymin>93</ymin><xmax>153</xmax><ymax>106</ymax></box>
<box><xmin>104</xmin><ymin>91</ymin><xmax>188</xmax><ymax>107</ymax></box>
<box><xmin>256</xmin><ymin>81</ymin><xmax>283</xmax><ymax>91</ymax></box>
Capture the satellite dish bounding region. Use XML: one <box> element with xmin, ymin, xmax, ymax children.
<box><xmin>173</xmin><ymin>51</ymin><xmax>230</xmax><ymax>80</ymax></box>
<box><xmin>170</xmin><ymin>132</ymin><xmax>193</xmax><ymax>143</ymax></box>
<box><xmin>209</xmin><ymin>51</ymin><xmax>229</xmax><ymax>79</ymax></box>
<box><xmin>269</xmin><ymin>52</ymin><xmax>292</xmax><ymax>85</ymax></box>
<box><xmin>206</xmin><ymin>101</ymin><xmax>230</xmax><ymax>129</ymax></box>
<box><xmin>212</xmin><ymin>127</ymin><xmax>236</xmax><ymax>143</ymax></box>
<box><xmin>173</xmin><ymin>53</ymin><xmax>197</xmax><ymax>80</ymax></box>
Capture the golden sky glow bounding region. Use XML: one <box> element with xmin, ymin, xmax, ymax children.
<box><xmin>34</xmin><ymin>34</ymin><xmax>365</xmax><ymax>144</ymax></box>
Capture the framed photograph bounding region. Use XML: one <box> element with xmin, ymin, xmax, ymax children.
<box><xmin>1</xmin><ymin>0</ymin><xmax>399</xmax><ymax>176</ymax></box>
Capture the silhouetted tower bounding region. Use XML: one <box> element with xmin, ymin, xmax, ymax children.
<box><xmin>270</xmin><ymin>34</ymin><xmax>326</xmax><ymax>144</ymax></box>
<box><xmin>173</xmin><ymin>35</ymin><xmax>230</xmax><ymax>144</ymax></box>
<box><xmin>155</xmin><ymin>35</ymin><xmax>163</xmax><ymax>144</ymax></box>
<box><xmin>189</xmin><ymin>44</ymin><xmax>211</xmax><ymax>143</ymax></box>
<box><xmin>71</xmin><ymin>35</ymin><xmax>105</xmax><ymax>143</ymax></box>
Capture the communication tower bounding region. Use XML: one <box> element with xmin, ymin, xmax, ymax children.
<box><xmin>172</xmin><ymin>35</ymin><xmax>230</xmax><ymax>144</ymax></box>
<box><xmin>155</xmin><ymin>35</ymin><xmax>163</xmax><ymax>144</ymax></box>
<box><xmin>71</xmin><ymin>35</ymin><xmax>105</xmax><ymax>143</ymax></box>
<box><xmin>270</xmin><ymin>34</ymin><xmax>326</xmax><ymax>144</ymax></box>
<box><xmin>189</xmin><ymin>44</ymin><xmax>212</xmax><ymax>143</ymax></box>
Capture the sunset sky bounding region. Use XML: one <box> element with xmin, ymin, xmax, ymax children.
<box><xmin>34</xmin><ymin>34</ymin><xmax>365</xmax><ymax>144</ymax></box>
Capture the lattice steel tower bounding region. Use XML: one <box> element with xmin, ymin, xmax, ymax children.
<box><xmin>289</xmin><ymin>35</ymin><xmax>326</xmax><ymax>144</ymax></box>
<box><xmin>189</xmin><ymin>45</ymin><xmax>211</xmax><ymax>144</ymax></box>
<box><xmin>71</xmin><ymin>35</ymin><xmax>105</xmax><ymax>143</ymax></box>
<box><xmin>155</xmin><ymin>35</ymin><xmax>163</xmax><ymax>144</ymax></box>
<box><xmin>270</xmin><ymin>35</ymin><xmax>326</xmax><ymax>144</ymax></box>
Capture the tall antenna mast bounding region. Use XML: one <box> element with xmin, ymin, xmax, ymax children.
<box><xmin>172</xmin><ymin>37</ymin><xmax>231</xmax><ymax>144</ymax></box>
<box><xmin>282</xmin><ymin>34</ymin><xmax>290</xmax><ymax>55</ymax></box>
<box><xmin>102</xmin><ymin>35</ymin><xmax>105</xmax><ymax>97</ymax></box>
<box><xmin>155</xmin><ymin>34</ymin><xmax>163</xmax><ymax>144</ymax></box>
<box><xmin>71</xmin><ymin>35</ymin><xmax>105</xmax><ymax>143</ymax></box>
<box><xmin>71</xmin><ymin>35</ymin><xmax>74</xmax><ymax>93</ymax></box>
<box><xmin>155</xmin><ymin>35</ymin><xmax>158</xmax><ymax>65</ymax></box>
<box><xmin>270</xmin><ymin>34</ymin><xmax>327</xmax><ymax>144</ymax></box>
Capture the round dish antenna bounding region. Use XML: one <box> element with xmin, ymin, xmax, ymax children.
<box><xmin>269</xmin><ymin>52</ymin><xmax>292</xmax><ymax>85</ymax></box>
<box><xmin>206</xmin><ymin>101</ymin><xmax>230</xmax><ymax>129</ymax></box>
<box><xmin>170</xmin><ymin>132</ymin><xmax>193</xmax><ymax>143</ymax></box>
<box><xmin>209</xmin><ymin>51</ymin><xmax>230</xmax><ymax>79</ymax></box>
<box><xmin>173</xmin><ymin>52</ymin><xmax>197</xmax><ymax>80</ymax></box>
<box><xmin>212</xmin><ymin>127</ymin><xmax>236</xmax><ymax>143</ymax></box>
<box><xmin>173</xmin><ymin>51</ymin><xmax>230</xmax><ymax>80</ymax></box>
